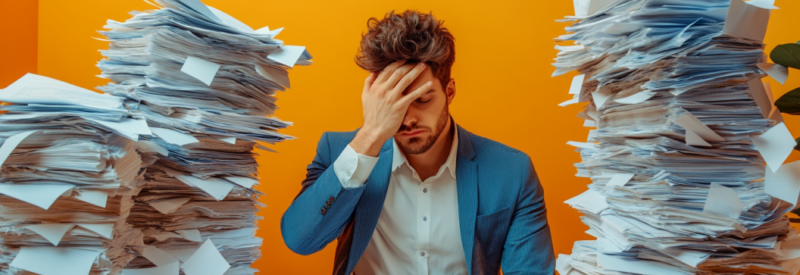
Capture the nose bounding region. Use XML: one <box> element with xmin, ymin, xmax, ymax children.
<box><xmin>401</xmin><ymin>108</ymin><xmax>418</xmax><ymax>130</ymax></box>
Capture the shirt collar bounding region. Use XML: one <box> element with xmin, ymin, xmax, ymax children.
<box><xmin>391</xmin><ymin>121</ymin><xmax>459</xmax><ymax>180</ymax></box>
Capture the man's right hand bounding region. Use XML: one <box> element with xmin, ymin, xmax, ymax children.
<box><xmin>349</xmin><ymin>60</ymin><xmax>433</xmax><ymax>157</ymax></box>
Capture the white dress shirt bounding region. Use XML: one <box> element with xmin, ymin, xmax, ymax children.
<box><xmin>332</xmin><ymin>128</ymin><xmax>468</xmax><ymax>275</ymax></box>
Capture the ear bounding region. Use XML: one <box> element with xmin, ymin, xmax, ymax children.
<box><xmin>445</xmin><ymin>78</ymin><xmax>456</xmax><ymax>105</ymax></box>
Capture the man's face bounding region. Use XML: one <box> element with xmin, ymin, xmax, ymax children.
<box><xmin>394</xmin><ymin>67</ymin><xmax>453</xmax><ymax>155</ymax></box>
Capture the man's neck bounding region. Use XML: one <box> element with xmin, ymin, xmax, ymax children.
<box><xmin>406</xmin><ymin>118</ymin><xmax>454</xmax><ymax>181</ymax></box>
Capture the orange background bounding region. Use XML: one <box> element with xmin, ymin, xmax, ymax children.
<box><xmin>2</xmin><ymin>0</ymin><xmax>800</xmax><ymax>274</ymax></box>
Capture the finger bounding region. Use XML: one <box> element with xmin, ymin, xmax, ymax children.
<box><xmin>399</xmin><ymin>80</ymin><xmax>433</xmax><ymax>106</ymax></box>
<box><xmin>383</xmin><ymin>63</ymin><xmax>417</xmax><ymax>91</ymax></box>
<box><xmin>363</xmin><ymin>72</ymin><xmax>377</xmax><ymax>94</ymax></box>
<box><xmin>374</xmin><ymin>60</ymin><xmax>407</xmax><ymax>85</ymax></box>
<box><xmin>389</xmin><ymin>63</ymin><xmax>427</xmax><ymax>98</ymax></box>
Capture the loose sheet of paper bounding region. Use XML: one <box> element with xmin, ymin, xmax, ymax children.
<box><xmin>0</xmin><ymin>73</ymin><xmax>123</xmax><ymax>110</ymax></box>
<box><xmin>0</xmin><ymin>184</ymin><xmax>74</xmax><ymax>210</ymax></box>
<box><xmin>74</xmin><ymin>189</ymin><xmax>108</xmax><ymax>208</ymax></box>
<box><xmin>752</xmin><ymin>122</ymin><xmax>795</xmax><ymax>173</ymax></box>
<box><xmin>224</xmin><ymin>176</ymin><xmax>258</xmax><ymax>189</ymax></box>
<box><xmin>23</xmin><ymin>224</ymin><xmax>76</xmax><ymax>246</ymax></box>
<box><xmin>175</xmin><ymin>175</ymin><xmax>235</xmax><ymax>200</ymax></box>
<box><xmin>673</xmin><ymin>112</ymin><xmax>725</xmax><ymax>144</ymax></box>
<box><xmin>142</xmin><ymin>245</ymin><xmax>180</xmax><ymax>267</ymax></box>
<box><xmin>569</xmin><ymin>74</ymin><xmax>585</xmax><ymax>95</ymax></box>
<box><xmin>182</xmin><ymin>239</ymin><xmax>231</xmax><ymax>275</ymax></box>
<box><xmin>614</xmin><ymin>90</ymin><xmax>655</xmax><ymax>104</ymax></box>
<box><xmin>122</xmin><ymin>261</ymin><xmax>179</xmax><ymax>275</ymax></box>
<box><xmin>703</xmin><ymin>183</ymin><xmax>743</xmax><ymax>220</ymax></box>
<box><xmin>765</xmin><ymin>160</ymin><xmax>800</xmax><ymax>206</ymax></box>
<box><xmin>0</xmin><ymin>130</ymin><xmax>38</xmax><ymax>166</ymax></box>
<box><xmin>256</xmin><ymin>64</ymin><xmax>291</xmax><ymax>88</ymax></box>
<box><xmin>722</xmin><ymin>0</ymin><xmax>776</xmax><ymax>42</ymax></box>
<box><xmin>148</xmin><ymin>197</ymin><xmax>192</xmax><ymax>214</ymax></box>
<box><xmin>748</xmin><ymin>78</ymin><xmax>773</xmax><ymax>118</ymax></box>
<box><xmin>267</xmin><ymin>46</ymin><xmax>306</xmax><ymax>68</ymax></box>
<box><xmin>10</xmin><ymin>247</ymin><xmax>102</xmax><ymax>275</ymax></box>
<box><xmin>151</xmin><ymin>127</ymin><xmax>199</xmax><ymax>146</ymax></box>
<box><xmin>181</xmin><ymin>56</ymin><xmax>221</xmax><ymax>86</ymax></box>
<box><xmin>607</xmin><ymin>173</ymin><xmax>635</xmax><ymax>187</ymax></box>
<box><xmin>758</xmin><ymin>63</ymin><xmax>789</xmax><ymax>85</ymax></box>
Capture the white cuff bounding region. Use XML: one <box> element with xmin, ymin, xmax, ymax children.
<box><xmin>333</xmin><ymin>144</ymin><xmax>379</xmax><ymax>189</ymax></box>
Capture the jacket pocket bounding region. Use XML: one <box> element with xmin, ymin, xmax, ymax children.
<box><xmin>474</xmin><ymin>206</ymin><xmax>514</xmax><ymax>271</ymax></box>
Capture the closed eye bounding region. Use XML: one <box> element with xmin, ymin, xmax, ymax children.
<box><xmin>416</xmin><ymin>98</ymin><xmax>431</xmax><ymax>104</ymax></box>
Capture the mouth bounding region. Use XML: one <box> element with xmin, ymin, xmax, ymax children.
<box><xmin>399</xmin><ymin>130</ymin><xmax>425</xmax><ymax>137</ymax></box>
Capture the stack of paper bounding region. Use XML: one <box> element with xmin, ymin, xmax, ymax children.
<box><xmin>555</xmin><ymin>0</ymin><xmax>800</xmax><ymax>274</ymax></box>
<box><xmin>96</xmin><ymin>0</ymin><xmax>309</xmax><ymax>274</ymax></box>
<box><xmin>0</xmin><ymin>74</ymin><xmax>146</xmax><ymax>275</ymax></box>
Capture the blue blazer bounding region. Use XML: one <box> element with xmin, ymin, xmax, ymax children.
<box><xmin>281</xmin><ymin>125</ymin><xmax>554</xmax><ymax>275</ymax></box>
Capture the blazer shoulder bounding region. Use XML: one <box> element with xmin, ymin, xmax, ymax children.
<box><xmin>317</xmin><ymin>129</ymin><xmax>359</xmax><ymax>155</ymax></box>
<box><xmin>470</xmin><ymin>133</ymin><xmax>531</xmax><ymax>164</ymax></box>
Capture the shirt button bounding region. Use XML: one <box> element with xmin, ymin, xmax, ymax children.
<box><xmin>422</xmin><ymin>216</ymin><xmax>427</xmax><ymax>221</ymax></box>
<box><xmin>423</xmin><ymin>188</ymin><xmax>428</xmax><ymax>193</ymax></box>
<box><xmin>420</xmin><ymin>251</ymin><xmax>426</xmax><ymax>257</ymax></box>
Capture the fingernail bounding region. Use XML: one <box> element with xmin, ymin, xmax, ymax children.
<box><xmin>426</xmin><ymin>81</ymin><xmax>432</xmax><ymax>85</ymax></box>
<box><xmin>420</xmin><ymin>63</ymin><xmax>426</xmax><ymax>68</ymax></box>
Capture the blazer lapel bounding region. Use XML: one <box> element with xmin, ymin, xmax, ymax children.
<box><xmin>347</xmin><ymin>138</ymin><xmax>394</xmax><ymax>272</ymax></box>
<box><xmin>455</xmin><ymin>125</ymin><xmax>479</xmax><ymax>275</ymax></box>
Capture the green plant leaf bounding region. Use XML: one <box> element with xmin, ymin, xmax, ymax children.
<box><xmin>775</xmin><ymin>87</ymin><xmax>800</xmax><ymax>114</ymax></box>
<box><xmin>771</xmin><ymin>43</ymin><xmax>800</xmax><ymax>70</ymax></box>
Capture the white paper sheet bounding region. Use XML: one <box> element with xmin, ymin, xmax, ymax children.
<box><xmin>178</xmin><ymin>229</ymin><xmax>203</xmax><ymax>242</ymax></box>
<box><xmin>86</xmin><ymin>117</ymin><xmax>151</xmax><ymax>141</ymax></box>
<box><xmin>77</xmin><ymin>224</ymin><xmax>114</xmax><ymax>239</ymax></box>
<box><xmin>759</xmin><ymin>63</ymin><xmax>789</xmax><ymax>85</ymax></box>
<box><xmin>565</xmin><ymin>189</ymin><xmax>608</xmax><ymax>214</ymax></box>
<box><xmin>703</xmin><ymin>183</ymin><xmax>743</xmax><ymax>220</ymax></box>
<box><xmin>569</xmin><ymin>74</ymin><xmax>585</xmax><ymax>95</ymax></box>
<box><xmin>0</xmin><ymin>184</ymin><xmax>74</xmax><ymax>210</ymax></box>
<box><xmin>685</xmin><ymin>129</ymin><xmax>711</xmax><ymax>147</ymax></box>
<box><xmin>175</xmin><ymin>175</ymin><xmax>235</xmax><ymax>200</ymax></box>
<box><xmin>180</xmin><ymin>0</ymin><xmax>221</xmax><ymax>23</ymax></box>
<box><xmin>614</xmin><ymin>90</ymin><xmax>655</xmax><ymax>104</ymax></box>
<box><xmin>162</xmin><ymin>247</ymin><xmax>198</xmax><ymax>262</ymax></box>
<box><xmin>607</xmin><ymin>173</ymin><xmax>635</xmax><ymax>187</ymax></box>
<box><xmin>592</xmin><ymin>89</ymin><xmax>612</xmax><ymax>109</ymax></box>
<box><xmin>223</xmin><ymin>176</ymin><xmax>258</xmax><ymax>189</ymax></box>
<box><xmin>218</xmin><ymin>137</ymin><xmax>236</xmax><ymax>144</ymax></box>
<box><xmin>559</xmin><ymin>95</ymin><xmax>581</xmax><ymax>107</ymax></box>
<box><xmin>182</xmin><ymin>239</ymin><xmax>231</xmax><ymax>275</ymax></box>
<box><xmin>673</xmin><ymin>112</ymin><xmax>725</xmax><ymax>143</ymax></box>
<box><xmin>748</xmin><ymin>78</ymin><xmax>774</xmax><ymax>118</ymax></box>
<box><xmin>74</xmin><ymin>189</ymin><xmax>108</xmax><ymax>208</ymax></box>
<box><xmin>135</xmin><ymin>140</ymin><xmax>169</xmax><ymax>156</ymax></box>
<box><xmin>10</xmin><ymin>247</ymin><xmax>103</xmax><ymax>275</ymax></box>
<box><xmin>267</xmin><ymin>45</ymin><xmax>306</xmax><ymax>68</ymax></box>
<box><xmin>148</xmin><ymin>197</ymin><xmax>192</xmax><ymax>214</ymax></box>
<box><xmin>0</xmin><ymin>73</ymin><xmax>123</xmax><ymax>110</ymax></box>
<box><xmin>597</xmin><ymin>252</ymin><xmax>689</xmax><ymax>275</ymax></box>
<box><xmin>23</xmin><ymin>224</ymin><xmax>76</xmax><ymax>246</ymax></box>
<box><xmin>567</xmin><ymin>141</ymin><xmax>598</xmax><ymax>149</ymax></box>
<box><xmin>207</xmin><ymin>6</ymin><xmax>252</xmax><ymax>33</ymax></box>
<box><xmin>181</xmin><ymin>56</ymin><xmax>221</xmax><ymax>86</ymax></box>
<box><xmin>0</xmin><ymin>130</ymin><xmax>38</xmax><ymax>167</ymax></box>
<box><xmin>765</xmin><ymin>161</ymin><xmax>800</xmax><ymax>206</ymax></box>
<box><xmin>752</xmin><ymin>122</ymin><xmax>795</xmax><ymax>173</ymax></box>
<box><xmin>583</xmin><ymin>119</ymin><xmax>596</xmax><ymax>127</ymax></box>
<box><xmin>256</xmin><ymin>64</ymin><xmax>291</xmax><ymax>88</ymax></box>
<box><xmin>722</xmin><ymin>0</ymin><xmax>777</xmax><ymax>42</ymax></box>
<box><xmin>151</xmin><ymin>127</ymin><xmax>199</xmax><ymax>146</ymax></box>
<box><xmin>122</xmin><ymin>262</ymin><xmax>179</xmax><ymax>275</ymax></box>
<box><xmin>142</xmin><ymin>245</ymin><xmax>180</xmax><ymax>267</ymax></box>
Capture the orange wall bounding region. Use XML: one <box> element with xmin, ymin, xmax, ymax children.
<box><xmin>0</xmin><ymin>0</ymin><xmax>37</xmax><ymax>88</ymax></box>
<box><xmin>18</xmin><ymin>0</ymin><xmax>800</xmax><ymax>274</ymax></box>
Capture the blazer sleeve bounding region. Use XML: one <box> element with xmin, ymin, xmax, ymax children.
<box><xmin>280</xmin><ymin>132</ymin><xmax>367</xmax><ymax>255</ymax></box>
<box><xmin>501</xmin><ymin>157</ymin><xmax>555</xmax><ymax>274</ymax></box>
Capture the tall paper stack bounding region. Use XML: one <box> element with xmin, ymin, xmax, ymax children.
<box><xmin>555</xmin><ymin>0</ymin><xmax>800</xmax><ymax>274</ymax></box>
<box><xmin>0</xmin><ymin>74</ymin><xmax>146</xmax><ymax>275</ymax></box>
<box><xmin>96</xmin><ymin>0</ymin><xmax>309</xmax><ymax>274</ymax></box>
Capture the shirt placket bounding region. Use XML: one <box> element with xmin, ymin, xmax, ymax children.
<box><xmin>416</xmin><ymin>180</ymin><xmax>431</xmax><ymax>275</ymax></box>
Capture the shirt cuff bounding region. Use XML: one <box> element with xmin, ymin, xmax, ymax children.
<box><xmin>333</xmin><ymin>144</ymin><xmax>379</xmax><ymax>189</ymax></box>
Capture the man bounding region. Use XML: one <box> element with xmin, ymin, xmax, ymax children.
<box><xmin>281</xmin><ymin>10</ymin><xmax>554</xmax><ymax>275</ymax></box>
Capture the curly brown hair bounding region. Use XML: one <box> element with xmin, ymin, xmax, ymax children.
<box><xmin>355</xmin><ymin>10</ymin><xmax>455</xmax><ymax>89</ymax></box>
